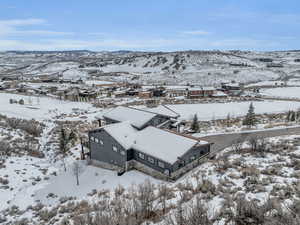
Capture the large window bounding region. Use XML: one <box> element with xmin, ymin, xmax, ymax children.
<box><xmin>138</xmin><ymin>153</ymin><xmax>145</xmax><ymax>159</ymax></box>
<box><xmin>148</xmin><ymin>156</ymin><xmax>155</xmax><ymax>164</ymax></box>
<box><xmin>190</xmin><ymin>155</ymin><xmax>196</xmax><ymax>162</ymax></box>
<box><xmin>158</xmin><ymin>161</ymin><xmax>165</xmax><ymax>168</ymax></box>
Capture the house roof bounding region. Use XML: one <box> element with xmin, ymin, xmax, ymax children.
<box><xmin>96</xmin><ymin>121</ymin><xmax>209</xmax><ymax>164</ymax></box>
<box><xmin>103</xmin><ymin>106</ymin><xmax>157</xmax><ymax>129</ymax></box>
<box><xmin>143</xmin><ymin>105</ymin><xmax>180</xmax><ymax>118</ymax></box>
<box><xmin>102</xmin><ymin>105</ymin><xmax>179</xmax><ymax>129</ymax></box>
<box><xmin>131</xmin><ymin>126</ymin><xmax>202</xmax><ymax>164</ymax></box>
<box><xmin>103</xmin><ymin>121</ymin><xmax>137</xmax><ymax>150</ymax></box>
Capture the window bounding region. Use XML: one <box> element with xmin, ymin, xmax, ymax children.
<box><xmin>90</xmin><ymin>136</ymin><xmax>95</xmax><ymax>142</ymax></box>
<box><xmin>95</xmin><ymin>138</ymin><xmax>99</xmax><ymax>143</ymax></box>
<box><xmin>99</xmin><ymin>140</ymin><xmax>104</xmax><ymax>145</ymax></box>
<box><xmin>112</xmin><ymin>146</ymin><xmax>118</xmax><ymax>152</ymax></box>
<box><xmin>120</xmin><ymin>150</ymin><xmax>126</xmax><ymax>156</ymax></box>
<box><xmin>158</xmin><ymin>161</ymin><xmax>165</xmax><ymax>168</ymax></box>
<box><xmin>138</xmin><ymin>153</ymin><xmax>145</xmax><ymax>159</ymax></box>
<box><xmin>148</xmin><ymin>157</ymin><xmax>155</xmax><ymax>164</ymax></box>
<box><xmin>190</xmin><ymin>155</ymin><xmax>196</xmax><ymax>162</ymax></box>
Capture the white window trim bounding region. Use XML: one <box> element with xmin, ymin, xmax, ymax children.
<box><xmin>158</xmin><ymin>161</ymin><xmax>165</xmax><ymax>168</ymax></box>
<box><xmin>148</xmin><ymin>156</ymin><xmax>155</xmax><ymax>164</ymax></box>
<box><xmin>138</xmin><ymin>153</ymin><xmax>145</xmax><ymax>159</ymax></box>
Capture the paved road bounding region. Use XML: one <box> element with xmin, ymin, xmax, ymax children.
<box><xmin>200</xmin><ymin>126</ymin><xmax>300</xmax><ymax>154</ymax></box>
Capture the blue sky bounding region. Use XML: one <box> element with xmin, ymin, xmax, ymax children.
<box><xmin>0</xmin><ymin>0</ymin><xmax>299</xmax><ymax>51</ymax></box>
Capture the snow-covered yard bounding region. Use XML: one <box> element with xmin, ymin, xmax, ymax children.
<box><xmin>144</xmin><ymin>100</ymin><xmax>300</xmax><ymax>121</ymax></box>
<box><xmin>0</xmin><ymin>92</ymin><xmax>98</xmax><ymax>121</ymax></box>
<box><xmin>262</xmin><ymin>87</ymin><xmax>300</xmax><ymax>99</ymax></box>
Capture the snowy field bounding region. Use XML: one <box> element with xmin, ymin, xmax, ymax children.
<box><xmin>145</xmin><ymin>100</ymin><xmax>300</xmax><ymax>121</ymax></box>
<box><xmin>0</xmin><ymin>92</ymin><xmax>98</xmax><ymax>121</ymax></box>
<box><xmin>262</xmin><ymin>87</ymin><xmax>300</xmax><ymax>99</ymax></box>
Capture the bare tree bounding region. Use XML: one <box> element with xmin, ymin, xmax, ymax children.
<box><xmin>0</xmin><ymin>141</ymin><xmax>10</xmax><ymax>159</ymax></box>
<box><xmin>6</xmin><ymin>118</ymin><xmax>21</xmax><ymax>129</ymax></box>
<box><xmin>59</xmin><ymin>127</ymin><xmax>76</xmax><ymax>171</ymax></box>
<box><xmin>72</xmin><ymin>161</ymin><xmax>83</xmax><ymax>186</ymax></box>
<box><xmin>231</xmin><ymin>137</ymin><xmax>245</xmax><ymax>152</ymax></box>
<box><xmin>248</xmin><ymin>136</ymin><xmax>268</xmax><ymax>157</ymax></box>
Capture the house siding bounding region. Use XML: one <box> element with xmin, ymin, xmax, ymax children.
<box><xmin>172</xmin><ymin>144</ymin><xmax>210</xmax><ymax>171</ymax></box>
<box><xmin>132</xmin><ymin>149</ymin><xmax>172</xmax><ymax>175</ymax></box>
<box><xmin>89</xmin><ymin>129</ymin><xmax>127</xmax><ymax>168</ymax></box>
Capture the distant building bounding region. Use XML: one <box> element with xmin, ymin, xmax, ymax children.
<box><xmin>187</xmin><ymin>87</ymin><xmax>216</xmax><ymax>99</ymax></box>
<box><xmin>138</xmin><ymin>91</ymin><xmax>153</xmax><ymax>99</ymax></box>
<box><xmin>166</xmin><ymin>87</ymin><xmax>188</xmax><ymax>98</ymax></box>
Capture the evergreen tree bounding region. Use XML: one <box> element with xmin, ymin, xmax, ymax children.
<box><xmin>290</xmin><ymin>111</ymin><xmax>296</xmax><ymax>122</ymax></box>
<box><xmin>286</xmin><ymin>110</ymin><xmax>292</xmax><ymax>122</ymax></box>
<box><xmin>191</xmin><ymin>114</ymin><xmax>200</xmax><ymax>132</ymax></box>
<box><xmin>243</xmin><ymin>103</ymin><xmax>257</xmax><ymax>127</ymax></box>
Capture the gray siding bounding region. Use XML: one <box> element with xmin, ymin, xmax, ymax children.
<box><xmin>172</xmin><ymin>144</ymin><xmax>210</xmax><ymax>171</ymax></box>
<box><xmin>103</xmin><ymin>117</ymin><xmax>119</xmax><ymax>125</ymax></box>
<box><xmin>89</xmin><ymin>129</ymin><xmax>127</xmax><ymax>168</ymax></box>
<box><xmin>132</xmin><ymin>149</ymin><xmax>172</xmax><ymax>174</ymax></box>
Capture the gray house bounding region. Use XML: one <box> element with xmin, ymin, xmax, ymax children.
<box><xmin>88</xmin><ymin>110</ymin><xmax>211</xmax><ymax>180</ymax></box>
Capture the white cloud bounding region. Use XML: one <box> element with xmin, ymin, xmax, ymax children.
<box><xmin>181</xmin><ymin>30</ymin><xmax>211</xmax><ymax>35</ymax></box>
<box><xmin>0</xmin><ymin>18</ymin><xmax>45</xmax><ymax>26</ymax></box>
<box><xmin>0</xmin><ymin>18</ymin><xmax>73</xmax><ymax>37</ymax></box>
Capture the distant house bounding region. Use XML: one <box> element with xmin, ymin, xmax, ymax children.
<box><xmin>150</xmin><ymin>87</ymin><xmax>166</xmax><ymax>97</ymax></box>
<box><xmin>221</xmin><ymin>82</ymin><xmax>241</xmax><ymax>91</ymax></box>
<box><xmin>166</xmin><ymin>86</ymin><xmax>188</xmax><ymax>98</ymax></box>
<box><xmin>114</xmin><ymin>90</ymin><xmax>127</xmax><ymax>98</ymax></box>
<box><xmin>88</xmin><ymin>121</ymin><xmax>211</xmax><ymax>180</ymax></box>
<box><xmin>266</xmin><ymin>63</ymin><xmax>284</xmax><ymax>68</ymax></box>
<box><xmin>187</xmin><ymin>87</ymin><xmax>216</xmax><ymax>99</ymax></box>
<box><xmin>138</xmin><ymin>91</ymin><xmax>153</xmax><ymax>99</ymax></box>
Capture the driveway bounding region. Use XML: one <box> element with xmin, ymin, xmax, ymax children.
<box><xmin>200</xmin><ymin>126</ymin><xmax>300</xmax><ymax>154</ymax></box>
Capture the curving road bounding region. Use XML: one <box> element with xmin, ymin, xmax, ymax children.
<box><xmin>200</xmin><ymin>126</ymin><xmax>300</xmax><ymax>154</ymax></box>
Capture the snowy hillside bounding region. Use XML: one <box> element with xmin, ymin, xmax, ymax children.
<box><xmin>1</xmin><ymin>50</ymin><xmax>300</xmax><ymax>85</ymax></box>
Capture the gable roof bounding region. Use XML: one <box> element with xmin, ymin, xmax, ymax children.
<box><xmin>103</xmin><ymin>106</ymin><xmax>157</xmax><ymax>129</ymax></box>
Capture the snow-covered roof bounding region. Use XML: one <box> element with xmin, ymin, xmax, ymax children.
<box><xmin>103</xmin><ymin>106</ymin><xmax>157</xmax><ymax>129</ymax></box>
<box><xmin>85</xmin><ymin>80</ymin><xmax>115</xmax><ymax>86</ymax></box>
<box><xmin>213</xmin><ymin>91</ymin><xmax>227</xmax><ymax>97</ymax></box>
<box><xmin>103</xmin><ymin>121</ymin><xmax>137</xmax><ymax>150</ymax></box>
<box><xmin>96</xmin><ymin>121</ymin><xmax>209</xmax><ymax>164</ymax></box>
<box><xmin>143</xmin><ymin>105</ymin><xmax>179</xmax><ymax>118</ymax></box>
<box><xmin>131</xmin><ymin>127</ymin><xmax>205</xmax><ymax>164</ymax></box>
<box><xmin>188</xmin><ymin>86</ymin><xmax>216</xmax><ymax>91</ymax></box>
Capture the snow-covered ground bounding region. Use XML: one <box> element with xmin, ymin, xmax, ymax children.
<box><xmin>143</xmin><ymin>100</ymin><xmax>300</xmax><ymax>121</ymax></box>
<box><xmin>0</xmin><ymin>92</ymin><xmax>99</xmax><ymax>121</ymax></box>
<box><xmin>262</xmin><ymin>87</ymin><xmax>300</xmax><ymax>99</ymax></box>
<box><xmin>34</xmin><ymin>162</ymin><xmax>161</xmax><ymax>207</ymax></box>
